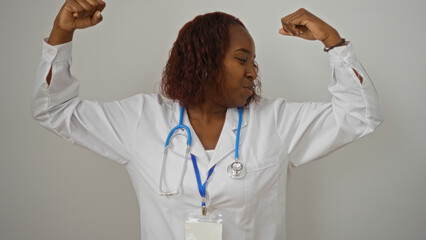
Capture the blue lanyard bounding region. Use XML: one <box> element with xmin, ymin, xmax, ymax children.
<box><xmin>190</xmin><ymin>154</ymin><xmax>215</xmax><ymax>211</ymax></box>
<box><xmin>188</xmin><ymin>107</ymin><xmax>243</xmax><ymax>215</ymax></box>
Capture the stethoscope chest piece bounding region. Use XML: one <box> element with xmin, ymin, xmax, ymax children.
<box><xmin>227</xmin><ymin>161</ymin><xmax>246</xmax><ymax>179</ymax></box>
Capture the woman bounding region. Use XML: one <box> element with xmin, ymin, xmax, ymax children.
<box><xmin>32</xmin><ymin>0</ymin><xmax>384</xmax><ymax>239</ymax></box>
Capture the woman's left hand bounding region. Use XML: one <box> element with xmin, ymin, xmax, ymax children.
<box><xmin>279</xmin><ymin>8</ymin><xmax>343</xmax><ymax>48</ymax></box>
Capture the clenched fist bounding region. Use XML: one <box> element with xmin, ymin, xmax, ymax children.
<box><xmin>55</xmin><ymin>0</ymin><xmax>106</xmax><ymax>31</ymax></box>
<box><xmin>279</xmin><ymin>8</ymin><xmax>343</xmax><ymax>48</ymax></box>
<box><xmin>48</xmin><ymin>0</ymin><xmax>106</xmax><ymax>45</ymax></box>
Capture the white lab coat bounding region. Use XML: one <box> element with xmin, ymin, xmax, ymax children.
<box><xmin>32</xmin><ymin>38</ymin><xmax>383</xmax><ymax>240</ymax></box>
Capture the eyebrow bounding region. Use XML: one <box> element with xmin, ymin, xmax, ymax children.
<box><xmin>234</xmin><ymin>48</ymin><xmax>256</xmax><ymax>58</ymax></box>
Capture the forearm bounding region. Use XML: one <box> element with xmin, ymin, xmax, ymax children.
<box><xmin>45</xmin><ymin>24</ymin><xmax>75</xmax><ymax>85</ymax></box>
<box><xmin>32</xmin><ymin>38</ymin><xmax>77</xmax><ymax>120</ymax></box>
<box><xmin>324</xmin><ymin>35</ymin><xmax>363</xmax><ymax>85</ymax></box>
<box><xmin>328</xmin><ymin>44</ymin><xmax>384</xmax><ymax>132</ymax></box>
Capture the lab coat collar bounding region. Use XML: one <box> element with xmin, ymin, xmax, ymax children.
<box><xmin>169</xmin><ymin>103</ymin><xmax>249</xmax><ymax>171</ymax></box>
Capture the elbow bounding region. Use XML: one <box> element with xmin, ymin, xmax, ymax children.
<box><xmin>368</xmin><ymin>115</ymin><xmax>384</xmax><ymax>133</ymax></box>
<box><xmin>31</xmin><ymin>105</ymin><xmax>50</xmax><ymax>129</ymax></box>
<box><xmin>362</xmin><ymin>111</ymin><xmax>384</xmax><ymax>137</ymax></box>
<box><xmin>376</xmin><ymin>114</ymin><xmax>384</xmax><ymax>128</ymax></box>
<box><xmin>367</xmin><ymin>103</ymin><xmax>385</xmax><ymax>132</ymax></box>
<box><xmin>31</xmin><ymin>102</ymin><xmax>45</xmax><ymax>123</ymax></box>
<box><xmin>334</xmin><ymin>108</ymin><xmax>384</xmax><ymax>141</ymax></box>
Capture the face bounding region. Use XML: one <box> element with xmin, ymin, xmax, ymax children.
<box><xmin>212</xmin><ymin>24</ymin><xmax>257</xmax><ymax>108</ymax></box>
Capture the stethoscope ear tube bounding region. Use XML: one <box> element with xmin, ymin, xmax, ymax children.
<box><xmin>159</xmin><ymin>130</ymin><xmax>191</xmax><ymax>196</ymax></box>
<box><xmin>165</xmin><ymin>125</ymin><xmax>192</xmax><ymax>147</ymax></box>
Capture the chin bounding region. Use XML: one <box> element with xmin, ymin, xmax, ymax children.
<box><xmin>245</xmin><ymin>95</ymin><xmax>254</xmax><ymax>106</ymax></box>
<box><xmin>234</xmin><ymin>98</ymin><xmax>251</xmax><ymax>108</ymax></box>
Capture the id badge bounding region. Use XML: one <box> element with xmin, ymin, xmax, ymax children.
<box><xmin>185</xmin><ymin>212</ymin><xmax>223</xmax><ymax>240</ymax></box>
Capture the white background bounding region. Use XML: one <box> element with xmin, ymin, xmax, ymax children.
<box><xmin>1</xmin><ymin>0</ymin><xmax>425</xmax><ymax>239</ymax></box>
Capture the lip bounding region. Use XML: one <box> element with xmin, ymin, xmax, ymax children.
<box><xmin>243</xmin><ymin>86</ymin><xmax>254</xmax><ymax>95</ymax></box>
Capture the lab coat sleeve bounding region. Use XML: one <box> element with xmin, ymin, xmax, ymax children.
<box><xmin>31</xmin><ymin>38</ymin><xmax>143</xmax><ymax>165</ymax></box>
<box><xmin>274</xmin><ymin>42</ymin><xmax>384</xmax><ymax>168</ymax></box>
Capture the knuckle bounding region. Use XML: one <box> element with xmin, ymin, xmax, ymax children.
<box><xmin>97</xmin><ymin>2</ymin><xmax>105</xmax><ymax>11</ymax></box>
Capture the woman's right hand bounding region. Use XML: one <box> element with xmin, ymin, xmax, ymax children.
<box><xmin>55</xmin><ymin>0</ymin><xmax>106</xmax><ymax>32</ymax></box>
<box><xmin>48</xmin><ymin>0</ymin><xmax>106</xmax><ymax>45</ymax></box>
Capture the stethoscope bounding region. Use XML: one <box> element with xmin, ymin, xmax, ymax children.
<box><xmin>159</xmin><ymin>105</ymin><xmax>245</xmax><ymax>196</ymax></box>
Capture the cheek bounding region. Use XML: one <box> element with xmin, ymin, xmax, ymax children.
<box><xmin>218</xmin><ymin>64</ymin><xmax>246</xmax><ymax>101</ymax></box>
<box><xmin>225</xmin><ymin>65</ymin><xmax>245</xmax><ymax>85</ymax></box>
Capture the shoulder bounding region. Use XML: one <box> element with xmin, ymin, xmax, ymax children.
<box><xmin>111</xmin><ymin>93</ymin><xmax>176</xmax><ymax>117</ymax></box>
<box><xmin>120</xmin><ymin>93</ymin><xmax>174</xmax><ymax>107</ymax></box>
<box><xmin>247</xmin><ymin>96</ymin><xmax>288</xmax><ymax>113</ymax></box>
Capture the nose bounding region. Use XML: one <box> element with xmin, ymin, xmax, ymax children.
<box><xmin>245</xmin><ymin>61</ymin><xmax>257</xmax><ymax>81</ymax></box>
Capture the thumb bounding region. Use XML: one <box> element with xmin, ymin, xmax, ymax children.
<box><xmin>278</xmin><ymin>28</ymin><xmax>291</xmax><ymax>36</ymax></box>
<box><xmin>91</xmin><ymin>11</ymin><xmax>103</xmax><ymax>26</ymax></box>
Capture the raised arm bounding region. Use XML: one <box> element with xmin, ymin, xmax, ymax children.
<box><xmin>46</xmin><ymin>0</ymin><xmax>105</xmax><ymax>84</ymax></box>
<box><xmin>32</xmin><ymin>0</ymin><xmax>146</xmax><ymax>165</ymax></box>
<box><xmin>279</xmin><ymin>8</ymin><xmax>363</xmax><ymax>84</ymax></box>
<box><xmin>274</xmin><ymin>9</ymin><xmax>384</xmax><ymax>167</ymax></box>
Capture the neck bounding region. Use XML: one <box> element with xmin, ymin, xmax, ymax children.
<box><xmin>186</xmin><ymin>101</ymin><xmax>227</xmax><ymax>125</ymax></box>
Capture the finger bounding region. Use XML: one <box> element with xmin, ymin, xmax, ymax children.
<box><xmin>87</xmin><ymin>0</ymin><xmax>106</xmax><ymax>24</ymax></box>
<box><xmin>290</xmin><ymin>23</ymin><xmax>300</xmax><ymax>36</ymax></box>
<box><xmin>281</xmin><ymin>9</ymin><xmax>301</xmax><ymax>24</ymax></box>
<box><xmin>281</xmin><ymin>10</ymin><xmax>301</xmax><ymax>36</ymax></box>
<box><xmin>294</xmin><ymin>25</ymin><xmax>308</xmax><ymax>36</ymax></box>
<box><xmin>87</xmin><ymin>0</ymin><xmax>106</xmax><ymax>12</ymax></box>
<box><xmin>280</xmin><ymin>17</ymin><xmax>292</xmax><ymax>35</ymax></box>
<box><xmin>66</xmin><ymin>0</ymin><xmax>86</xmax><ymax>18</ymax></box>
<box><xmin>285</xmin><ymin>11</ymin><xmax>307</xmax><ymax>36</ymax></box>
<box><xmin>75</xmin><ymin>13</ymin><xmax>101</xmax><ymax>29</ymax></box>
<box><xmin>290</xmin><ymin>21</ymin><xmax>305</xmax><ymax>36</ymax></box>
<box><xmin>94</xmin><ymin>0</ymin><xmax>106</xmax><ymax>12</ymax></box>
<box><xmin>280</xmin><ymin>19</ymin><xmax>294</xmax><ymax>36</ymax></box>
<box><xmin>288</xmin><ymin>15</ymin><xmax>309</xmax><ymax>29</ymax></box>
<box><xmin>75</xmin><ymin>0</ymin><xmax>95</xmax><ymax>18</ymax></box>
<box><xmin>91</xmin><ymin>10</ymin><xmax>103</xmax><ymax>26</ymax></box>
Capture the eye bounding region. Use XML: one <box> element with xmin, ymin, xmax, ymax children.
<box><xmin>236</xmin><ymin>58</ymin><xmax>247</xmax><ymax>64</ymax></box>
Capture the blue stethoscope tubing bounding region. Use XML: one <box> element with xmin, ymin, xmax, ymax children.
<box><xmin>159</xmin><ymin>105</ymin><xmax>243</xmax><ymax>196</ymax></box>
